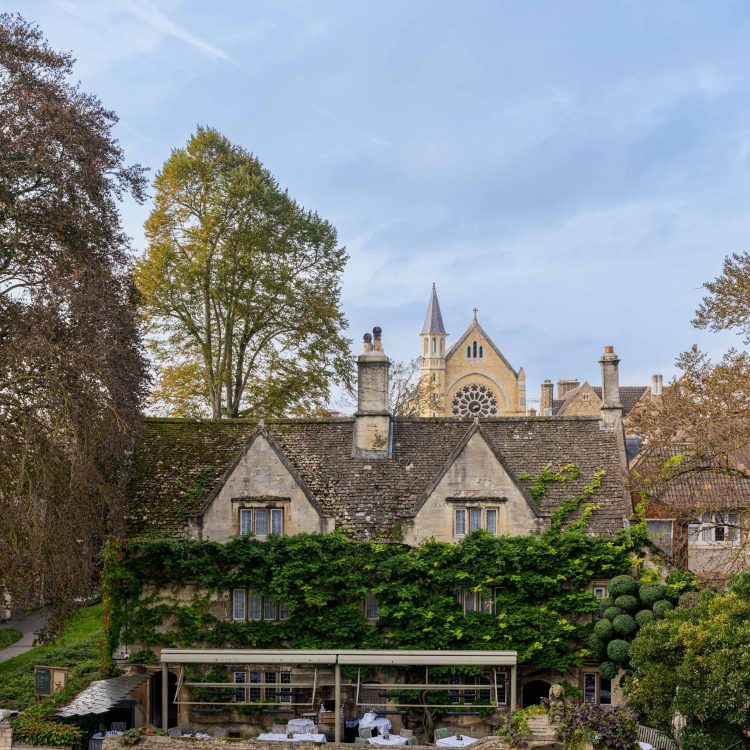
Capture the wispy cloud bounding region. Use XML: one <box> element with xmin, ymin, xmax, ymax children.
<box><xmin>55</xmin><ymin>0</ymin><xmax>231</xmax><ymax>61</ymax></box>
<box><xmin>120</xmin><ymin>0</ymin><xmax>230</xmax><ymax>61</ymax></box>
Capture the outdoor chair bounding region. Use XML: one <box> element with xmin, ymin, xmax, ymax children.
<box><xmin>167</xmin><ymin>728</ymin><xmax>182</xmax><ymax>737</ymax></box>
<box><xmin>111</xmin><ymin>723</ymin><xmax>127</xmax><ymax>733</ymax></box>
<box><xmin>400</xmin><ymin>729</ymin><xmax>413</xmax><ymax>738</ymax></box>
<box><xmin>89</xmin><ymin>740</ymin><xmax>103</xmax><ymax>750</ymax></box>
<box><xmin>358</xmin><ymin>727</ymin><xmax>373</xmax><ymax>738</ymax></box>
<box><xmin>434</xmin><ymin>728</ymin><xmax>452</xmax><ymax>741</ymax></box>
<box><xmin>355</xmin><ymin>738</ymin><xmax>370</xmax><ymax>745</ymax></box>
<box><xmin>405</xmin><ymin>738</ymin><xmax>417</xmax><ymax>746</ymax></box>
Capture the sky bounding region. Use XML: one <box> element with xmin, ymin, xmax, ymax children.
<box><xmin>16</xmin><ymin>0</ymin><xmax>750</xmax><ymax>409</ymax></box>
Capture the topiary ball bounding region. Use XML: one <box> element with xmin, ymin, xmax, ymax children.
<box><xmin>652</xmin><ymin>599</ymin><xmax>674</xmax><ymax>618</ymax></box>
<box><xmin>639</xmin><ymin>584</ymin><xmax>667</xmax><ymax>607</ymax></box>
<box><xmin>607</xmin><ymin>638</ymin><xmax>631</xmax><ymax>664</ymax></box>
<box><xmin>612</xmin><ymin>613</ymin><xmax>637</xmax><ymax>636</ymax></box>
<box><xmin>603</xmin><ymin>606</ymin><xmax>622</xmax><ymax>621</ymax></box>
<box><xmin>599</xmin><ymin>661</ymin><xmax>619</xmax><ymax>681</ymax></box>
<box><xmin>614</xmin><ymin>594</ymin><xmax>639</xmax><ymax>612</ymax></box>
<box><xmin>598</xmin><ymin>596</ymin><xmax>614</xmax><ymax>610</ymax></box>
<box><xmin>635</xmin><ymin>609</ymin><xmax>654</xmax><ymax>627</ymax></box>
<box><xmin>678</xmin><ymin>592</ymin><xmax>700</xmax><ymax>609</ymax></box>
<box><xmin>608</xmin><ymin>575</ymin><xmax>639</xmax><ymax>598</ymax></box>
<box><xmin>593</xmin><ymin>618</ymin><xmax>614</xmax><ymax>641</ymax></box>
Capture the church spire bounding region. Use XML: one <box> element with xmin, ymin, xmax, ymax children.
<box><xmin>421</xmin><ymin>283</ymin><xmax>447</xmax><ymax>335</ymax></box>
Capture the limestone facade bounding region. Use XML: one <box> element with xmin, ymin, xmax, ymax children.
<box><xmin>418</xmin><ymin>287</ymin><xmax>525</xmax><ymax>417</ymax></box>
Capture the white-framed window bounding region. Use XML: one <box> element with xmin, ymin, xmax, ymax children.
<box><xmin>688</xmin><ymin>513</ymin><xmax>739</xmax><ymax>545</ymax></box>
<box><xmin>447</xmin><ymin>672</ymin><xmax>495</xmax><ymax>705</ymax></box>
<box><xmin>583</xmin><ymin>671</ymin><xmax>611</xmax><ymax>705</ymax></box>
<box><xmin>239</xmin><ymin>507</ymin><xmax>284</xmax><ymax>538</ymax></box>
<box><xmin>454</xmin><ymin>507</ymin><xmax>500</xmax><ymax>537</ymax></box>
<box><xmin>454</xmin><ymin>509</ymin><xmax>466</xmax><ymax>536</ymax></box>
<box><xmin>456</xmin><ymin>589</ymin><xmax>496</xmax><ymax>616</ymax></box>
<box><xmin>232</xmin><ymin>589</ymin><xmax>289</xmax><ymax>622</ymax></box>
<box><xmin>234</xmin><ymin>671</ymin><xmax>247</xmax><ymax>702</ymax></box>
<box><xmin>365</xmin><ymin>592</ymin><xmax>379</xmax><ymax>621</ymax></box>
<box><xmin>592</xmin><ymin>585</ymin><xmax>608</xmax><ymax>620</ymax></box>
<box><xmin>646</xmin><ymin>519</ymin><xmax>674</xmax><ymax>553</ymax></box>
<box><xmin>232</xmin><ymin>588</ymin><xmax>247</xmax><ymax>621</ymax></box>
<box><xmin>235</xmin><ymin>670</ymin><xmax>291</xmax><ymax>703</ymax></box>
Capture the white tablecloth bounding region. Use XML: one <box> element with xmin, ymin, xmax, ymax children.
<box><xmin>436</xmin><ymin>736</ymin><xmax>478</xmax><ymax>747</ymax></box>
<box><xmin>288</xmin><ymin>720</ymin><xmax>316</xmax><ymax>732</ymax></box>
<box><xmin>258</xmin><ymin>733</ymin><xmax>326</xmax><ymax>743</ymax></box>
<box><xmin>367</xmin><ymin>737</ymin><xmax>407</xmax><ymax>746</ymax></box>
<box><xmin>359</xmin><ymin>716</ymin><xmax>392</xmax><ymax>735</ymax></box>
<box><xmin>638</xmin><ymin>744</ymin><xmax>653</xmax><ymax>750</ymax></box>
<box><xmin>91</xmin><ymin>733</ymin><xmax>123</xmax><ymax>740</ymax></box>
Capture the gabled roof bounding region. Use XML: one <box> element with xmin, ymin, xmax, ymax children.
<box><xmin>551</xmin><ymin>385</ymin><xmax>649</xmax><ymax>416</ymax></box>
<box><xmin>409</xmin><ymin>422</ymin><xmax>542</xmax><ymax>518</ymax></box>
<box><xmin>445</xmin><ymin>318</ymin><xmax>518</xmax><ymax>377</ymax></box>
<box><xmin>126</xmin><ymin>415</ymin><xmax>632</xmax><ymax>540</ymax></box>
<box><xmin>421</xmin><ymin>283</ymin><xmax>447</xmax><ymax>335</ymax></box>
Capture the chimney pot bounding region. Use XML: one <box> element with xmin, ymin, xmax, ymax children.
<box><xmin>604</xmin><ymin>345</ymin><xmax>614</xmax><ymax>354</ymax></box>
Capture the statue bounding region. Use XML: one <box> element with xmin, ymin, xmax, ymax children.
<box><xmin>548</xmin><ymin>683</ymin><xmax>565</xmax><ymax>724</ymax></box>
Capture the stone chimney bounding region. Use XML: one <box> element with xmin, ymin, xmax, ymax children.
<box><xmin>353</xmin><ymin>327</ymin><xmax>391</xmax><ymax>458</ymax></box>
<box><xmin>540</xmin><ymin>380</ymin><xmax>554</xmax><ymax>416</ymax></box>
<box><xmin>599</xmin><ymin>345</ymin><xmax>622</xmax><ymax>428</ymax></box>
<box><xmin>557</xmin><ymin>379</ymin><xmax>580</xmax><ymax>398</ymax></box>
<box><xmin>651</xmin><ymin>373</ymin><xmax>663</xmax><ymax>398</ymax></box>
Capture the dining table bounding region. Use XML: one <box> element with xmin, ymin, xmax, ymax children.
<box><xmin>367</xmin><ymin>736</ymin><xmax>407</xmax><ymax>746</ymax></box>
<box><xmin>257</xmin><ymin>733</ymin><xmax>326</xmax><ymax>743</ymax></box>
<box><xmin>436</xmin><ymin>736</ymin><xmax>478</xmax><ymax>748</ymax></box>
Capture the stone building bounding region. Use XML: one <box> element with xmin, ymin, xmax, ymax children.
<box><xmin>418</xmin><ymin>285</ymin><xmax>526</xmax><ymax>418</ymax></box>
<box><xmin>110</xmin><ymin>326</ymin><xmax>641</xmax><ymax>734</ymax></box>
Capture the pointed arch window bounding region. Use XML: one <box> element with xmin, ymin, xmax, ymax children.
<box><xmin>466</xmin><ymin>346</ymin><xmax>471</xmax><ymax>358</ymax></box>
<box><xmin>472</xmin><ymin>341</ymin><xmax>478</xmax><ymax>358</ymax></box>
<box><xmin>479</xmin><ymin>346</ymin><xmax>483</xmax><ymax>358</ymax></box>
<box><xmin>432</xmin><ymin>338</ymin><xmax>437</xmax><ymax>354</ymax></box>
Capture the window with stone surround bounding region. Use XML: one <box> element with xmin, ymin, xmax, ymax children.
<box><xmin>583</xmin><ymin>671</ymin><xmax>611</xmax><ymax>705</ymax></box>
<box><xmin>646</xmin><ymin>519</ymin><xmax>673</xmax><ymax>553</ymax></box>
<box><xmin>365</xmin><ymin>592</ymin><xmax>379</xmax><ymax>621</ymax></box>
<box><xmin>239</xmin><ymin>507</ymin><xmax>284</xmax><ymax>538</ymax></box>
<box><xmin>454</xmin><ymin>507</ymin><xmax>500</xmax><ymax>537</ymax></box>
<box><xmin>456</xmin><ymin>588</ymin><xmax>497</xmax><ymax>616</ymax></box>
<box><xmin>232</xmin><ymin>589</ymin><xmax>289</xmax><ymax>622</ymax></box>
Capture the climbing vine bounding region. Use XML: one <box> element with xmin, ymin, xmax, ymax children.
<box><xmin>103</xmin><ymin>465</ymin><xmax>638</xmax><ymax>675</ymax></box>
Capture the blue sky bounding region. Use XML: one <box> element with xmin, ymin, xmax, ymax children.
<box><xmin>18</xmin><ymin>0</ymin><xmax>750</xmax><ymax>409</ymax></box>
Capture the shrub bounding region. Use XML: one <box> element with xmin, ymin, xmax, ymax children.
<box><xmin>603</xmin><ymin>606</ymin><xmax>622</xmax><ymax>621</ymax></box>
<box><xmin>614</xmin><ymin>594</ymin><xmax>638</xmax><ymax>612</ymax></box>
<box><xmin>588</xmin><ymin>634</ymin><xmax>608</xmax><ymax>660</ymax></box>
<box><xmin>639</xmin><ymin>583</ymin><xmax>666</xmax><ymax>607</ymax></box>
<box><xmin>593</xmin><ymin>618</ymin><xmax>614</xmax><ymax>640</ymax></box>
<box><xmin>607</xmin><ymin>639</ymin><xmax>631</xmax><ymax>664</ymax></box>
<box><xmin>678</xmin><ymin>592</ymin><xmax>700</xmax><ymax>609</ymax></box>
<box><xmin>0</xmin><ymin>629</ymin><xmax>22</xmax><ymax>649</ymax></box>
<box><xmin>635</xmin><ymin>609</ymin><xmax>654</xmax><ymax>627</ymax></box>
<box><xmin>652</xmin><ymin>599</ymin><xmax>673</xmax><ymax>618</ymax></box>
<box><xmin>612</xmin><ymin>614</ymin><xmax>637</xmax><ymax>636</ymax></box>
<box><xmin>599</xmin><ymin>661</ymin><xmax>618</xmax><ymax>681</ymax></box>
<box><xmin>598</xmin><ymin>596</ymin><xmax>614</xmax><ymax>610</ymax></box>
<box><xmin>556</xmin><ymin>703</ymin><xmax>638</xmax><ymax>750</ymax></box>
<box><xmin>608</xmin><ymin>575</ymin><xmax>638</xmax><ymax>598</ymax></box>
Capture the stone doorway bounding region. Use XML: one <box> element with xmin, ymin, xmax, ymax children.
<box><xmin>522</xmin><ymin>679</ymin><xmax>551</xmax><ymax>707</ymax></box>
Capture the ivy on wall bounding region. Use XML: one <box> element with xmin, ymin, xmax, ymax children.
<box><xmin>103</xmin><ymin>467</ymin><xmax>640</xmax><ymax>675</ymax></box>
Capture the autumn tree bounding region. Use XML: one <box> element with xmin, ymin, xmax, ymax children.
<box><xmin>0</xmin><ymin>15</ymin><xmax>148</xmax><ymax>635</ymax></box>
<box><xmin>388</xmin><ymin>357</ymin><xmax>440</xmax><ymax>416</ymax></box>
<box><xmin>136</xmin><ymin>128</ymin><xmax>352</xmax><ymax>419</ymax></box>
<box><xmin>631</xmin><ymin>252</ymin><xmax>750</xmax><ymax>572</ymax></box>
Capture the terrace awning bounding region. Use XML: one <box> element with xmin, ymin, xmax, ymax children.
<box><xmin>158</xmin><ymin>648</ymin><xmax>518</xmax><ymax>740</ymax></box>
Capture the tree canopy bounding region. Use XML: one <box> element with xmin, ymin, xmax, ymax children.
<box><xmin>0</xmin><ymin>14</ymin><xmax>147</xmax><ymax>634</ymax></box>
<box><xmin>625</xmin><ymin>576</ymin><xmax>750</xmax><ymax>750</ymax></box>
<box><xmin>135</xmin><ymin>128</ymin><xmax>352</xmax><ymax>419</ymax></box>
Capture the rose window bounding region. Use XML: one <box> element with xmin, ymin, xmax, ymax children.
<box><xmin>451</xmin><ymin>383</ymin><xmax>498</xmax><ymax>417</ymax></box>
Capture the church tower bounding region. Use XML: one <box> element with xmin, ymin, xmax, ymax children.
<box><xmin>420</xmin><ymin>284</ymin><xmax>447</xmax><ymax>417</ymax></box>
<box><xmin>418</xmin><ymin>286</ymin><xmax>526</xmax><ymax>417</ymax></box>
